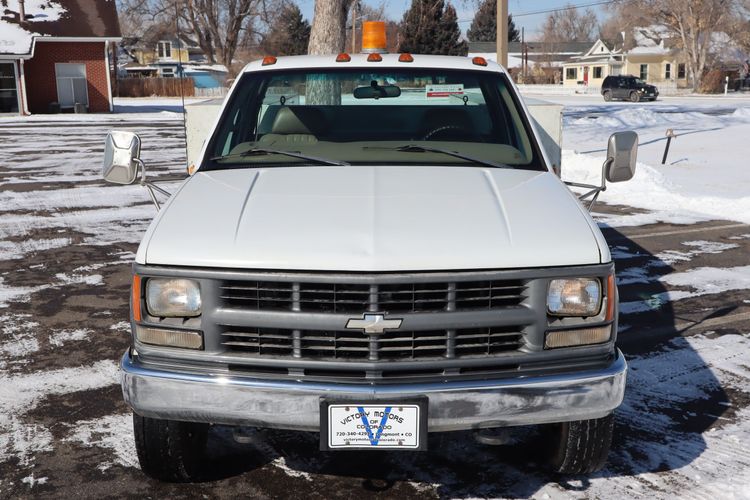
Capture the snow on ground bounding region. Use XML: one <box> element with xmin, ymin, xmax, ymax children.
<box><xmin>537</xmin><ymin>94</ymin><xmax>750</xmax><ymax>226</ymax></box>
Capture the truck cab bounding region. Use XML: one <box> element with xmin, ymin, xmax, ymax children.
<box><xmin>103</xmin><ymin>52</ymin><xmax>637</xmax><ymax>481</ymax></box>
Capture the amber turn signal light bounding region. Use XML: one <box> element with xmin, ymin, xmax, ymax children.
<box><xmin>261</xmin><ymin>56</ymin><xmax>277</xmax><ymax>66</ymax></box>
<box><xmin>606</xmin><ymin>274</ymin><xmax>616</xmax><ymax>321</ymax></box>
<box><xmin>132</xmin><ymin>275</ymin><xmax>142</xmax><ymax>322</ymax></box>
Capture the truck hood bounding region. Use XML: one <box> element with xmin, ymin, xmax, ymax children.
<box><xmin>139</xmin><ymin>166</ymin><xmax>606</xmax><ymax>271</ymax></box>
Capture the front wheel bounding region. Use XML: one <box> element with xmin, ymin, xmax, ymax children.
<box><xmin>545</xmin><ymin>413</ymin><xmax>614</xmax><ymax>474</ymax></box>
<box><xmin>133</xmin><ymin>413</ymin><xmax>209</xmax><ymax>482</ymax></box>
<box><xmin>629</xmin><ymin>91</ymin><xmax>640</xmax><ymax>103</ymax></box>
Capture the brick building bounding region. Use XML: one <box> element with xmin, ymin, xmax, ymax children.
<box><xmin>0</xmin><ymin>0</ymin><xmax>121</xmax><ymax>115</ymax></box>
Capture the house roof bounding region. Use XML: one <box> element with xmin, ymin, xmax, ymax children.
<box><xmin>468</xmin><ymin>41</ymin><xmax>594</xmax><ymax>55</ymax></box>
<box><xmin>0</xmin><ymin>0</ymin><xmax>120</xmax><ymax>56</ymax></box>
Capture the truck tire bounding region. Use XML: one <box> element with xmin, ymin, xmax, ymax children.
<box><xmin>546</xmin><ymin>413</ymin><xmax>614</xmax><ymax>474</ymax></box>
<box><xmin>133</xmin><ymin>413</ymin><xmax>209</xmax><ymax>482</ymax></box>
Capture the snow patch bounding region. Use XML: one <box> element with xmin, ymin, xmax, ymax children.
<box><xmin>656</xmin><ymin>240</ymin><xmax>739</xmax><ymax>265</ymax></box>
<box><xmin>272</xmin><ymin>456</ymin><xmax>313</xmax><ymax>481</ymax></box>
<box><xmin>620</xmin><ymin>265</ymin><xmax>750</xmax><ymax>314</ymax></box>
<box><xmin>0</xmin><ymin>314</ymin><xmax>40</xmax><ymax>360</ymax></box>
<box><xmin>662</xmin><ymin>265</ymin><xmax>750</xmax><ymax>296</ymax></box>
<box><xmin>64</xmin><ymin>414</ymin><xmax>139</xmax><ymax>470</ymax></box>
<box><xmin>109</xmin><ymin>321</ymin><xmax>131</xmax><ymax>332</ymax></box>
<box><xmin>0</xmin><ymin>277</ymin><xmax>47</xmax><ymax>308</ymax></box>
<box><xmin>54</xmin><ymin>273</ymin><xmax>103</xmax><ymax>286</ymax></box>
<box><xmin>0</xmin><ymin>237</ymin><xmax>72</xmax><ymax>261</ymax></box>
<box><xmin>0</xmin><ymin>361</ymin><xmax>118</xmax><ymax>466</ymax></box>
<box><xmin>48</xmin><ymin>328</ymin><xmax>91</xmax><ymax>347</ymax></box>
<box><xmin>21</xmin><ymin>474</ymin><xmax>48</xmax><ymax>488</ymax></box>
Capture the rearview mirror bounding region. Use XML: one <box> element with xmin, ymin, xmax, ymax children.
<box><xmin>103</xmin><ymin>131</ymin><xmax>141</xmax><ymax>185</ymax></box>
<box><xmin>353</xmin><ymin>83</ymin><xmax>401</xmax><ymax>99</ymax></box>
<box><xmin>605</xmin><ymin>131</ymin><xmax>638</xmax><ymax>183</ymax></box>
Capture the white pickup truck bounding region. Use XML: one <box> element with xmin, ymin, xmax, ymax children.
<box><xmin>103</xmin><ymin>53</ymin><xmax>637</xmax><ymax>481</ymax></box>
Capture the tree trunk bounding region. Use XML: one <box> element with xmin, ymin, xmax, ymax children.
<box><xmin>306</xmin><ymin>0</ymin><xmax>352</xmax><ymax>104</ymax></box>
<box><xmin>308</xmin><ymin>0</ymin><xmax>353</xmax><ymax>55</ymax></box>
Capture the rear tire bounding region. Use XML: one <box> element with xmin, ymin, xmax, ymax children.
<box><xmin>629</xmin><ymin>91</ymin><xmax>640</xmax><ymax>103</ymax></box>
<box><xmin>546</xmin><ymin>413</ymin><xmax>614</xmax><ymax>474</ymax></box>
<box><xmin>133</xmin><ymin>413</ymin><xmax>209</xmax><ymax>482</ymax></box>
<box><xmin>603</xmin><ymin>90</ymin><xmax>612</xmax><ymax>102</ymax></box>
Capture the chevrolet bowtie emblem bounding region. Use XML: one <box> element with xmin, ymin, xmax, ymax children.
<box><xmin>345</xmin><ymin>313</ymin><xmax>403</xmax><ymax>335</ymax></box>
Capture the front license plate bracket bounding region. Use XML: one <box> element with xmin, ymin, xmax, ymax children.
<box><xmin>320</xmin><ymin>397</ymin><xmax>428</xmax><ymax>451</ymax></box>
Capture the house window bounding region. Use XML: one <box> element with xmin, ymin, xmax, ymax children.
<box><xmin>55</xmin><ymin>63</ymin><xmax>88</xmax><ymax>108</ymax></box>
<box><xmin>0</xmin><ymin>62</ymin><xmax>19</xmax><ymax>113</ymax></box>
<box><xmin>639</xmin><ymin>64</ymin><xmax>648</xmax><ymax>80</ymax></box>
<box><xmin>157</xmin><ymin>41</ymin><xmax>172</xmax><ymax>59</ymax></box>
<box><xmin>665</xmin><ymin>63</ymin><xmax>671</xmax><ymax>79</ymax></box>
<box><xmin>565</xmin><ymin>67</ymin><xmax>577</xmax><ymax>80</ymax></box>
<box><xmin>161</xmin><ymin>67</ymin><xmax>175</xmax><ymax>78</ymax></box>
<box><xmin>593</xmin><ymin>66</ymin><xmax>603</xmax><ymax>79</ymax></box>
<box><xmin>678</xmin><ymin>63</ymin><xmax>686</xmax><ymax>79</ymax></box>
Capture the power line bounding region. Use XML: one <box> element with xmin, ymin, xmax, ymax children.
<box><xmin>512</xmin><ymin>0</ymin><xmax>617</xmax><ymax>17</ymax></box>
<box><xmin>457</xmin><ymin>0</ymin><xmax>620</xmax><ymax>23</ymax></box>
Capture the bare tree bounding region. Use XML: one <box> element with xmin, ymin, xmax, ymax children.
<box><xmin>180</xmin><ymin>0</ymin><xmax>269</xmax><ymax>68</ymax></box>
<box><xmin>612</xmin><ymin>0</ymin><xmax>741</xmax><ymax>91</ymax></box>
<box><xmin>541</xmin><ymin>3</ymin><xmax>598</xmax><ymax>43</ymax></box>
<box><xmin>117</xmin><ymin>0</ymin><xmax>154</xmax><ymax>39</ymax></box>
<box><xmin>131</xmin><ymin>0</ymin><xmax>271</xmax><ymax>69</ymax></box>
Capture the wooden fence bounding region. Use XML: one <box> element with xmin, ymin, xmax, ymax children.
<box><xmin>116</xmin><ymin>77</ymin><xmax>196</xmax><ymax>97</ymax></box>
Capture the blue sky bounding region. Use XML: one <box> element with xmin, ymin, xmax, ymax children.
<box><xmin>295</xmin><ymin>0</ymin><xmax>609</xmax><ymax>40</ymax></box>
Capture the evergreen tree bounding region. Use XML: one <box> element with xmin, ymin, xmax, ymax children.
<box><xmin>261</xmin><ymin>3</ymin><xmax>311</xmax><ymax>56</ymax></box>
<box><xmin>467</xmin><ymin>0</ymin><xmax>520</xmax><ymax>43</ymax></box>
<box><xmin>398</xmin><ymin>0</ymin><xmax>468</xmax><ymax>56</ymax></box>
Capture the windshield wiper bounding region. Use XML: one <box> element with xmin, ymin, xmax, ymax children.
<box><xmin>368</xmin><ymin>144</ymin><xmax>511</xmax><ymax>169</ymax></box>
<box><xmin>210</xmin><ymin>148</ymin><xmax>349</xmax><ymax>166</ymax></box>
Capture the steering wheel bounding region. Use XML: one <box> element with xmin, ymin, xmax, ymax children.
<box><xmin>421</xmin><ymin>125</ymin><xmax>471</xmax><ymax>141</ymax></box>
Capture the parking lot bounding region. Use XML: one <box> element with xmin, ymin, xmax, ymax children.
<box><xmin>1</xmin><ymin>101</ymin><xmax>749</xmax><ymax>499</ymax></box>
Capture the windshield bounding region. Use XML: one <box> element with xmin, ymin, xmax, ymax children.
<box><xmin>204</xmin><ymin>68</ymin><xmax>544</xmax><ymax>171</ymax></box>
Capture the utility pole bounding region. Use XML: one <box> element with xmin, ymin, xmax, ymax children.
<box><xmin>351</xmin><ymin>2</ymin><xmax>357</xmax><ymax>53</ymax></box>
<box><xmin>496</xmin><ymin>0</ymin><xmax>508</xmax><ymax>67</ymax></box>
<box><xmin>521</xmin><ymin>26</ymin><xmax>527</xmax><ymax>78</ymax></box>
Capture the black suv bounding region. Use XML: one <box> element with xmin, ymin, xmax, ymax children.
<box><xmin>601</xmin><ymin>75</ymin><xmax>659</xmax><ymax>102</ymax></box>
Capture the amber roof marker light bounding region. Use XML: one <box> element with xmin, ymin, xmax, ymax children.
<box><xmin>261</xmin><ymin>56</ymin><xmax>277</xmax><ymax>66</ymax></box>
<box><xmin>472</xmin><ymin>56</ymin><xmax>488</xmax><ymax>67</ymax></box>
<box><xmin>398</xmin><ymin>53</ymin><xmax>414</xmax><ymax>63</ymax></box>
<box><xmin>336</xmin><ymin>53</ymin><xmax>351</xmax><ymax>62</ymax></box>
<box><xmin>362</xmin><ymin>21</ymin><xmax>387</xmax><ymax>54</ymax></box>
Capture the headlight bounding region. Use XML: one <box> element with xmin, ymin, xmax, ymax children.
<box><xmin>146</xmin><ymin>278</ymin><xmax>201</xmax><ymax>317</ymax></box>
<box><xmin>547</xmin><ymin>278</ymin><xmax>601</xmax><ymax>317</ymax></box>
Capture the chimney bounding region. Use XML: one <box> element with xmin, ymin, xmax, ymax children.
<box><xmin>19</xmin><ymin>0</ymin><xmax>27</xmax><ymax>25</ymax></box>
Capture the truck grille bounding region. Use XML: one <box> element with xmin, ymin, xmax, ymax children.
<box><xmin>219</xmin><ymin>279</ymin><xmax>525</xmax><ymax>313</ymax></box>
<box><xmin>220</xmin><ymin>326</ymin><xmax>524</xmax><ymax>360</ymax></box>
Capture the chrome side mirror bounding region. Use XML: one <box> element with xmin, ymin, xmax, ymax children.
<box><xmin>102</xmin><ymin>131</ymin><xmax>141</xmax><ymax>185</ymax></box>
<box><xmin>605</xmin><ymin>131</ymin><xmax>638</xmax><ymax>183</ymax></box>
<box><xmin>563</xmin><ymin>130</ymin><xmax>639</xmax><ymax>210</ymax></box>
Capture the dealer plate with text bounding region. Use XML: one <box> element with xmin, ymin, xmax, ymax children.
<box><xmin>323</xmin><ymin>402</ymin><xmax>425</xmax><ymax>450</ymax></box>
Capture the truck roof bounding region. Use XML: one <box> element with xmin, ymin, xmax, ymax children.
<box><xmin>241</xmin><ymin>53</ymin><xmax>506</xmax><ymax>74</ymax></box>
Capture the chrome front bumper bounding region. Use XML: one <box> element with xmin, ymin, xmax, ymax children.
<box><xmin>121</xmin><ymin>350</ymin><xmax>627</xmax><ymax>432</ymax></box>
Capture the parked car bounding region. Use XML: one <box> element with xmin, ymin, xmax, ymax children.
<box><xmin>602</xmin><ymin>75</ymin><xmax>659</xmax><ymax>102</ymax></box>
<box><xmin>103</xmin><ymin>49</ymin><xmax>639</xmax><ymax>481</ymax></box>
